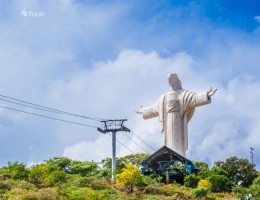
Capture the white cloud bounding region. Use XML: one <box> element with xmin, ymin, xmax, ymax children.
<box><xmin>58</xmin><ymin>50</ymin><xmax>195</xmax><ymax>161</ymax></box>
<box><xmin>254</xmin><ymin>16</ymin><xmax>260</xmax><ymax>23</ymax></box>
<box><xmin>54</xmin><ymin>49</ymin><xmax>260</xmax><ymax>170</ymax></box>
<box><xmin>63</xmin><ymin>135</ymin><xmax>111</xmax><ymax>162</ymax></box>
<box><xmin>1</xmin><ymin>0</ymin><xmax>260</xmax><ymax>169</ymax></box>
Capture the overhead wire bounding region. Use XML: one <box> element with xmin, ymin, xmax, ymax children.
<box><xmin>0</xmin><ymin>105</ymin><xmax>98</xmax><ymax>128</ymax></box>
<box><xmin>0</xmin><ymin>97</ymin><xmax>66</xmax><ymax>115</ymax></box>
<box><xmin>0</xmin><ymin>94</ymin><xmax>105</xmax><ymax>121</ymax></box>
<box><xmin>0</xmin><ymin>95</ymin><xmax>157</xmax><ymax>154</ymax></box>
<box><xmin>129</xmin><ymin>130</ymin><xmax>157</xmax><ymax>151</ymax></box>
<box><xmin>107</xmin><ymin>133</ymin><xmax>135</xmax><ymax>154</ymax></box>
<box><xmin>122</xmin><ymin>132</ymin><xmax>150</xmax><ymax>153</ymax></box>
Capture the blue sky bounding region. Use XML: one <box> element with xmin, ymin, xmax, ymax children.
<box><xmin>0</xmin><ymin>0</ymin><xmax>260</xmax><ymax>168</ymax></box>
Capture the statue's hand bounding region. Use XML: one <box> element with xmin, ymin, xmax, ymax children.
<box><xmin>207</xmin><ymin>87</ymin><xmax>217</xmax><ymax>97</ymax></box>
<box><xmin>135</xmin><ymin>106</ymin><xmax>143</xmax><ymax>114</ymax></box>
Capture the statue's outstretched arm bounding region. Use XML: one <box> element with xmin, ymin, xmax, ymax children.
<box><xmin>135</xmin><ymin>106</ymin><xmax>143</xmax><ymax>114</ymax></box>
<box><xmin>207</xmin><ymin>87</ymin><xmax>217</xmax><ymax>97</ymax></box>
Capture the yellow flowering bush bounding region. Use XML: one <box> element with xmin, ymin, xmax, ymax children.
<box><xmin>116</xmin><ymin>164</ymin><xmax>144</xmax><ymax>192</ymax></box>
<box><xmin>197</xmin><ymin>179</ymin><xmax>212</xmax><ymax>191</ymax></box>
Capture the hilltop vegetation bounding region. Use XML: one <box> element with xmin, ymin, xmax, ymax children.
<box><xmin>0</xmin><ymin>154</ymin><xmax>259</xmax><ymax>200</ymax></box>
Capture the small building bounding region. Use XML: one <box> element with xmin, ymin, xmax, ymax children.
<box><xmin>141</xmin><ymin>146</ymin><xmax>195</xmax><ymax>184</ymax></box>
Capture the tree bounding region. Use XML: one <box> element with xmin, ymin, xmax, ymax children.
<box><xmin>215</xmin><ymin>156</ymin><xmax>258</xmax><ymax>187</ymax></box>
<box><xmin>193</xmin><ymin>161</ymin><xmax>210</xmax><ymax>179</ymax></box>
<box><xmin>46</xmin><ymin>170</ymin><xmax>67</xmax><ymax>186</ymax></box>
<box><xmin>117</xmin><ymin>153</ymin><xmax>150</xmax><ymax>167</ymax></box>
<box><xmin>68</xmin><ymin>161</ymin><xmax>98</xmax><ymax>176</ymax></box>
<box><xmin>184</xmin><ymin>174</ymin><xmax>200</xmax><ymax>188</ymax></box>
<box><xmin>207</xmin><ymin>174</ymin><xmax>234</xmax><ymax>192</ymax></box>
<box><xmin>248</xmin><ymin>172</ymin><xmax>260</xmax><ymax>198</ymax></box>
<box><xmin>45</xmin><ymin>157</ymin><xmax>72</xmax><ymax>172</ymax></box>
<box><xmin>100</xmin><ymin>158</ymin><xmax>112</xmax><ymax>169</ymax></box>
<box><xmin>29</xmin><ymin>164</ymin><xmax>50</xmax><ymax>185</ymax></box>
<box><xmin>116</xmin><ymin>163</ymin><xmax>144</xmax><ymax>193</ymax></box>
<box><xmin>0</xmin><ymin>162</ymin><xmax>28</xmax><ymax>180</ymax></box>
<box><xmin>210</xmin><ymin>167</ymin><xmax>229</xmax><ymax>177</ymax></box>
<box><xmin>101</xmin><ymin>153</ymin><xmax>150</xmax><ymax>174</ymax></box>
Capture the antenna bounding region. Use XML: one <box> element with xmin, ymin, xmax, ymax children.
<box><xmin>250</xmin><ymin>147</ymin><xmax>254</xmax><ymax>165</ymax></box>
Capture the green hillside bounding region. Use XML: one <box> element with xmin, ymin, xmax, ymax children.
<box><xmin>0</xmin><ymin>154</ymin><xmax>259</xmax><ymax>200</ymax></box>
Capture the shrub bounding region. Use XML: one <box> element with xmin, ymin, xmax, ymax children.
<box><xmin>232</xmin><ymin>186</ymin><xmax>249</xmax><ymax>197</ymax></box>
<box><xmin>22</xmin><ymin>188</ymin><xmax>59</xmax><ymax>200</ymax></box>
<box><xmin>90</xmin><ymin>178</ymin><xmax>111</xmax><ymax>190</ymax></box>
<box><xmin>208</xmin><ymin>174</ymin><xmax>234</xmax><ymax>192</ymax></box>
<box><xmin>17</xmin><ymin>180</ymin><xmax>36</xmax><ymax>190</ymax></box>
<box><xmin>96</xmin><ymin>168</ymin><xmax>111</xmax><ymax>179</ymax></box>
<box><xmin>197</xmin><ymin>179</ymin><xmax>212</xmax><ymax>191</ymax></box>
<box><xmin>144</xmin><ymin>184</ymin><xmax>175</xmax><ymax>196</ymax></box>
<box><xmin>28</xmin><ymin>164</ymin><xmax>50</xmax><ymax>186</ymax></box>
<box><xmin>65</xmin><ymin>187</ymin><xmax>109</xmax><ymax>200</ymax></box>
<box><xmin>249</xmin><ymin>184</ymin><xmax>260</xmax><ymax>199</ymax></box>
<box><xmin>46</xmin><ymin>170</ymin><xmax>66</xmax><ymax>186</ymax></box>
<box><xmin>145</xmin><ymin>195</ymin><xmax>160</xmax><ymax>200</ymax></box>
<box><xmin>76</xmin><ymin>177</ymin><xmax>93</xmax><ymax>187</ymax></box>
<box><xmin>215</xmin><ymin>157</ymin><xmax>258</xmax><ymax>187</ymax></box>
<box><xmin>0</xmin><ymin>182</ymin><xmax>12</xmax><ymax>190</ymax></box>
<box><xmin>0</xmin><ymin>162</ymin><xmax>28</xmax><ymax>180</ymax></box>
<box><xmin>192</xmin><ymin>187</ymin><xmax>209</xmax><ymax>198</ymax></box>
<box><xmin>184</xmin><ymin>174</ymin><xmax>200</xmax><ymax>188</ymax></box>
<box><xmin>69</xmin><ymin>161</ymin><xmax>98</xmax><ymax>176</ymax></box>
<box><xmin>116</xmin><ymin>164</ymin><xmax>144</xmax><ymax>193</ymax></box>
<box><xmin>142</xmin><ymin>174</ymin><xmax>162</xmax><ymax>186</ymax></box>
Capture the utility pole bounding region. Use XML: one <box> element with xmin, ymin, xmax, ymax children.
<box><xmin>97</xmin><ymin>119</ymin><xmax>130</xmax><ymax>183</ymax></box>
<box><xmin>250</xmin><ymin>147</ymin><xmax>254</xmax><ymax>165</ymax></box>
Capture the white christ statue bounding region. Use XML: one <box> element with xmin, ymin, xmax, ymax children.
<box><xmin>136</xmin><ymin>73</ymin><xmax>217</xmax><ymax>157</ymax></box>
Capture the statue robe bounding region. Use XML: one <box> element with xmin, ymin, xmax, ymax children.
<box><xmin>141</xmin><ymin>89</ymin><xmax>211</xmax><ymax>157</ymax></box>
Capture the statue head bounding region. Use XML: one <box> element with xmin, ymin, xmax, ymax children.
<box><xmin>168</xmin><ymin>73</ymin><xmax>182</xmax><ymax>90</ymax></box>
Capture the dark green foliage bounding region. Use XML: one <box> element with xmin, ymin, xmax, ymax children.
<box><xmin>96</xmin><ymin>168</ymin><xmax>111</xmax><ymax>179</ymax></box>
<box><xmin>192</xmin><ymin>187</ymin><xmax>209</xmax><ymax>198</ymax></box>
<box><xmin>46</xmin><ymin>157</ymin><xmax>99</xmax><ymax>177</ymax></box>
<box><xmin>0</xmin><ymin>182</ymin><xmax>12</xmax><ymax>192</ymax></box>
<box><xmin>46</xmin><ymin>170</ymin><xmax>67</xmax><ymax>186</ymax></box>
<box><xmin>76</xmin><ymin>177</ymin><xmax>93</xmax><ymax>187</ymax></box>
<box><xmin>0</xmin><ymin>162</ymin><xmax>28</xmax><ymax>180</ymax></box>
<box><xmin>248</xmin><ymin>173</ymin><xmax>260</xmax><ymax>199</ymax></box>
<box><xmin>207</xmin><ymin>174</ymin><xmax>234</xmax><ymax>192</ymax></box>
<box><xmin>232</xmin><ymin>186</ymin><xmax>249</xmax><ymax>199</ymax></box>
<box><xmin>100</xmin><ymin>158</ymin><xmax>112</xmax><ymax>169</ymax></box>
<box><xmin>0</xmin><ymin>154</ymin><xmax>255</xmax><ymax>199</ymax></box>
<box><xmin>210</xmin><ymin>167</ymin><xmax>229</xmax><ymax>177</ymax></box>
<box><xmin>101</xmin><ymin>153</ymin><xmax>150</xmax><ymax>174</ymax></box>
<box><xmin>68</xmin><ymin>161</ymin><xmax>98</xmax><ymax>176</ymax></box>
<box><xmin>45</xmin><ymin>157</ymin><xmax>72</xmax><ymax>172</ymax></box>
<box><xmin>184</xmin><ymin>174</ymin><xmax>200</xmax><ymax>188</ymax></box>
<box><xmin>193</xmin><ymin>161</ymin><xmax>210</xmax><ymax>179</ymax></box>
<box><xmin>142</xmin><ymin>174</ymin><xmax>162</xmax><ymax>186</ymax></box>
<box><xmin>215</xmin><ymin>156</ymin><xmax>258</xmax><ymax>187</ymax></box>
<box><xmin>117</xmin><ymin>153</ymin><xmax>150</xmax><ymax>167</ymax></box>
<box><xmin>202</xmin><ymin>165</ymin><xmax>234</xmax><ymax>192</ymax></box>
